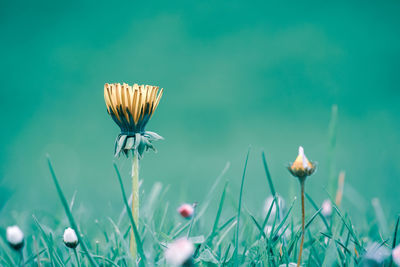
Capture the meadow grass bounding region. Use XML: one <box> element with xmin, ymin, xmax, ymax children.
<box><xmin>0</xmin><ymin>148</ymin><xmax>399</xmax><ymax>266</ymax></box>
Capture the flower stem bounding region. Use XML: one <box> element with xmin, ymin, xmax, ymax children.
<box><xmin>297</xmin><ymin>179</ymin><xmax>305</xmax><ymax>266</ymax></box>
<box><xmin>130</xmin><ymin>151</ymin><xmax>140</xmax><ymax>258</ymax></box>
<box><xmin>73</xmin><ymin>248</ymin><xmax>81</xmax><ymax>267</ymax></box>
<box><xmin>19</xmin><ymin>250</ymin><xmax>24</xmax><ymax>267</ymax></box>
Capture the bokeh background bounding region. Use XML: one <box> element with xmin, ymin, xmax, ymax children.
<box><xmin>1</xmin><ymin>1</ymin><xmax>399</xmax><ymax>226</ymax></box>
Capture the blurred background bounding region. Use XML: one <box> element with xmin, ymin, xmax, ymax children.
<box><xmin>1</xmin><ymin>0</ymin><xmax>399</xmax><ymax>227</ymax></box>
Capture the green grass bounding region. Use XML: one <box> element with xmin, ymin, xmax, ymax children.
<box><xmin>0</xmin><ymin>151</ymin><xmax>399</xmax><ymax>266</ymax></box>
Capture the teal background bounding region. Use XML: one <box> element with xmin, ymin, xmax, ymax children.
<box><xmin>1</xmin><ymin>1</ymin><xmax>399</xmax><ymax>223</ymax></box>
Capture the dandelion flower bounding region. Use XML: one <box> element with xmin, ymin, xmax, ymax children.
<box><xmin>104</xmin><ymin>82</ymin><xmax>164</xmax><ymax>259</ymax></box>
<box><xmin>165</xmin><ymin>238</ymin><xmax>194</xmax><ymax>266</ymax></box>
<box><xmin>63</xmin><ymin>227</ymin><xmax>79</xmax><ymax>249</ymax></box>
<box><xmin>178</xmin><ymin>203</ymin><xmax>194</xmax><ymax>219</ymax></box>
<box><xmin>6</xmin><ymin>225</ymin><xmax>24</xmax><ymax>251</ymax></box>
<box><xmin>104</xmin><ymin>83</ymin><xmax>163</xmax><ymax>157</ymax></box>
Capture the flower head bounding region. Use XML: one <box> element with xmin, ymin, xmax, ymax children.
<box><xmin>321</xmin><ymin>199</ymin><xmax>332</xmax><ymax>218</ymax></box>
<box><xmin>104</xmin><ymin>83</ymin><xmax>163</xmax><ymax>157</ymax></box>
<box><xmin>6</xmin><ymin>225</ymin><xmax>24</xmax><ymax>250</ymax></box>
<box><xmin>178</xmin><ymin>203</ymin><xmax>194</xmax><ymax>219</ymax></box>
<box><xmin>393</xmin><ymin>245</ymin><xmax>400</xmax><ymax>266</ymax></box>
<box><xmin>288</xmin><ymin>146</ymin><xmax>316</xmax><ymax>179</ymax></box>
<box><xmin>63</xmin><ymin>227</ymin><xmax>79</xmax><ymax>249</ymax></box>
<box><xmin>165</xmin><ymin>238</ymin><xmax>194</xmax><ymax>266</ymax></box>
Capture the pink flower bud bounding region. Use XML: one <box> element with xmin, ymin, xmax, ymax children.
<box><xmin>178</xmin><ymin>203</ymin><xmax>194</xmax><ymax>219</ymax></box>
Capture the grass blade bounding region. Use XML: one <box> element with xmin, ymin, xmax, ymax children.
<box><xmin>47</xmin><ymin>157</ymin><xmax>98</xmax><ymax>267</ymax></box>
<box><xmin>262</xmin><ymin>151</ymin><xmax>281</xmax><ymax>221</ymax></box>
<box><xmin>207</xmin><ymin>180</ymin><xmax>229</xmax><ymax>245</ymax></box>
<box><xmin>393</xmin><ymin>215</ymin><xmax>400</xmax><ymax>249</ymax></box>
<box><xmin>305</xmin><ymin>193</ymin><xmax>330</xmax><ymax>232</ymax></box>
<box><xmin>261</xmin><ymin>151</ymin><xmax>277</xmax><ymax>197</ymax></box>
<box><xmin>32</xmin><ymin>215</ymin><xmax>65</xmax><ymax>266</ymax></box>
<box><xmin>327</xmin><ymin>104</ymin><xmax>338</xmax><ymax>196</ymax></box>
<box><xmin>113</xmin><ymin>163</ymin><xmax>146</xmax><ymax>266</ymax></box>
<box><xmin>390</xmin><ymin>215</ymin><xmax>400</xmax><ymax>267</ymax></box>
<box><xmin>233</xmin><ymin>148</ymin><xmax>250</xmax><ymax>266</ymax></box>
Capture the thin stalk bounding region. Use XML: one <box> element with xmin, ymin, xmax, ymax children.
<box><xmin>187</xmin><ymin>204</ymin><xmax>197</xmax><ymax>238</ymax></box>
<box><xmin>297</xmin><ymin>179</ymin><xmax>305</xmax><ymax>266</ymax></box>
<box><xmin>130</xmin><ymin>150</ymin><xmax>140</xmax><ymax>258</ymax></box>
<box><xmin>47</xmin><ymin>157</ymin><xmax>98</xmax><ymax>266</ymax></box>
<box><xmin>33</xmin><ymin>236</ymin><xmax>41</xmax><ymax>267</ymax></box>
<box><xmin>19</xmin><ymin>250</ymin><xmax>24</xmax><ymax>267</ymax></box>
<box><xmin>73</xmin><ymin>248</ymin><xmax>81</xmax><ymax>267</ymax></box>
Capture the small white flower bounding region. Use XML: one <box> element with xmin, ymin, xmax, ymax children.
<box><xmin>177</xmin><ymin>204</ymin><xmax>194</xmax><ymax>219</ymax></box>
<box><xmin>6</xmin><ymin>225</ymin><xmax>24</xmax><ymax>250</ymax></box>
<box><xmin>321</xmin><ymin>199</ymin><xmax>332</xmax><ymax>217</ymax></box>
<box><xmin>393</xmin><ymin>245</ymin><xmax>400</xmax><ymax>266</ymax></box>
<box><xmin>63</xmin><ymin>227</ymin><xmax>79</xmax><ymax>249</ymax></box>
<box><xmin>363</xmin><ymin>242</ymin><xmax>391</xmax><ymax>265</ymax></box>
<box><xmin>279</xmin><ymin>263</ymin><xmax>297</xmax><ymax>267</ymax></box>
<box><xmin>165</xmin><ymin>238</ymin><xmax>194</xmax><ymax>266</ymax></box>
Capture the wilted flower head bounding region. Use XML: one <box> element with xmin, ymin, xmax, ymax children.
<box><xmin>178</xmin><ymin>204</ymin><xmax>194</xmax><ymax>219</ymax></box>
<box><xmin>63</xmin><ymin>227</ymin><xmax>79</xmax><ymax>249</ymax></box>
<box><xmin>288</xmin><ymin>146</ymin><xmax>316</xmax><ymax>179</ymax></box>
<box><xmin>104</xmin><ymin>83</ymin><xmax>163</xmax><ymax>157</ymax></box>
<box><xmin>393</xmin><ymin>245</ymin><xmax>400</xmax><ymax>266</ymax></box>
<box><xmin>165</xmin><ymin>238</ymin><xmax>194</xmax><ymax>266</ymax></box>
<box><xmin>362</xmin><ymin>242</ymin><xmax>391</xmax><ymax>266</ymax></box>
<box><xmin>6</xmin><ymin>225</ymin><xmax>24</xmax><ymax>250</ymax></box>
<box><xmin>321</xmin><ymin>199</ymin><xmax>332</xmax><ymax>217</ymax></box>
<box><xmin>264</xmin><ymin>195</ymin><xmax>285</xmax><ymax>221</ymax></box>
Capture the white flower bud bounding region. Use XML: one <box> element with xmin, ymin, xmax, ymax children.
<box><xmin>63</xmin><ymin>227</ymin><xmax>79</xmax><ymax>249</ymax></box>
<box><xmin>393</xmin><ymin>245</ymin><xmax>400</xmax><ymax>266</ymax></box>
<box><xmin>165</xmin><ymin>238</ymin><xmax>194</xmax><ymax>266</ymax></box>
<box><xmin>321</xmin><ymin>199</ymin><xmax>332</xmax><ymax>217</ymax></box>
<box><xmin>6</xmin><ymin>225</ymin><xmax>24</xmax><ymax>250</ymax></box>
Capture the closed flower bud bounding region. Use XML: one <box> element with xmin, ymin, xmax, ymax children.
<box><xmin>63</xmin><ymin>227</ymin><xmax>79</xmax><ymax>249</ymax></box>
<box><xmin>288</xmin><ymin>146</ymin><xmax>316</xmax><ymax>179</ymax></box>
<box><xmin>321</xmin><ymin>199</ymin><xmax>332</xmax><ymax>217</ymax></box>
<box><xmin>6</xmin><ymin>225</ymin><xmax>24</xmax><ymax>251</ymax></box>
<box><xmin>178</xmin><ymin>204</ymin><xmax>194</xmax><ymax>219</ymax></box>
<box><xmin>393</xmin><ymin>245</ymin><xmax>400</xmax><ymax>266</ymax></box>
<box><xmin>165</xmin><ymin>238</ymin><xmax>194</xmax><ymax>266</ymax></box>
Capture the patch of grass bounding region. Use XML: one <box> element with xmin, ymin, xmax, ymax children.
<box><xmin>0</xmin><ymin>152</ymin><xmax>398</xmax><ymax>266</ymax></box>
